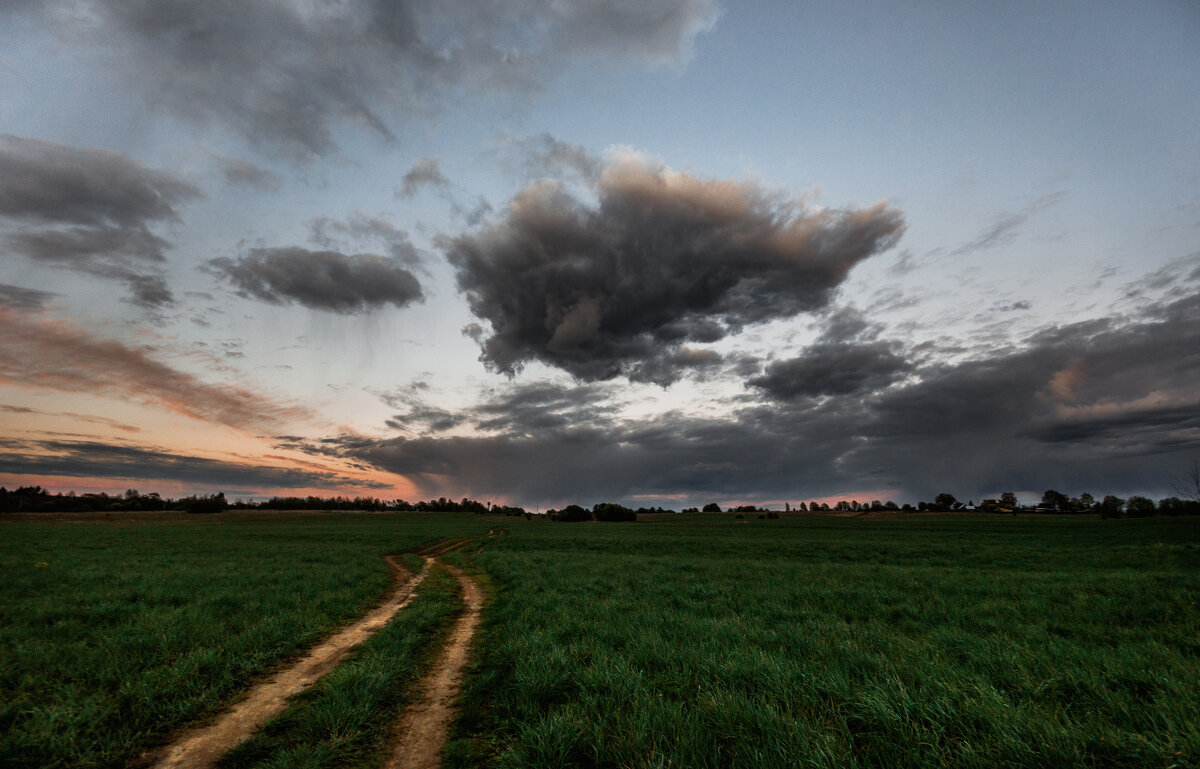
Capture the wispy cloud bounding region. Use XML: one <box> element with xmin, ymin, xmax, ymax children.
<box><xmin>0</xmin><ymin>438</ymin><xmax>389</xmax><ymax>491</ymax></box>
<box><xmin>949</xmin><ymin>191</ymin><xmax>1066</xmax><ymax>257</ymax></box>
<box><xmin>0</xmin><ymin>308</ymin><xmax>308</xmax><ymax>432</ymax></box>
<box><xmin>396</xmin><ymin>157</ymin><xmax>450</xmax><ymax>199</ymax></box>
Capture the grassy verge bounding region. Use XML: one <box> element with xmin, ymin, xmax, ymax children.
<box><xmin>0</xmin><ymin>513</ymin><xmax>489</xmax><ymax>769</ymax></box>
<box><xmin>451</xmin><ymin>515</ymin><xmax>1200</xmax><ymax>768</ymax></box>
<box><xmin>218</xmin><ymin>563</ymin><xmax>462</xmax><ymax>769</ymax></box>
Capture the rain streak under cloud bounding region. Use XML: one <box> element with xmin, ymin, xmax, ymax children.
<box><xmin>1</xmin><ymin>0</ymin><xmax>1198</xmax><ymax>506</ymax></box>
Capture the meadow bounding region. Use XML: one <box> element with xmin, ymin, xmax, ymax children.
<box><xmin>2</xmin><ymin>511</ymin><xmax>1198</xmax><ymax>768</ymax></box>
<box><xmin>451</xmin><ymin>515</ymin><xmax>1200</xmax><ymax>768</ymax></box>
<box><xmin>0</xmin><ymin>513</ymin><xmax>489</xmax><ymax>769</ymax></box>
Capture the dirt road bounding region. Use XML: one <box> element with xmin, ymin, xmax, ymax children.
<box><xmin>382</xmin><ymin>563</ymin><xmax>484</xmax><ymax>769</ymax></box>
<box><xmin>147</xmin><ymin>555</ymin><xmax>431</xmax><ymax>769</ymax></box>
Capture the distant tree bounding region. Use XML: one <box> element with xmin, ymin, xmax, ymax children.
<box><xmin>1078</xmin><ymin>492</ymin><xmax>1095</xmax><ymax>511</ymax></box>
<box><xmin>1097</xmin><ymin>495</ymin><xmax>1125</xmax><ymax>519</ymax></box>
<box><xmin>1124</xmin><ymin>496</ymin><xmax>1156</xmax><ymax>518</ymax></box>
<box><xmin>186</xmin><ymin>492</ymin><xmax>228</xmax><ymax>514</ymax></box>
<box><xmin>702</xmin><ymin>502</ymin><xmax>723</xmax><ymax>513</ymax></box>
<box><xmin>1041</xmin><ymin>490</ymin><xmax>1070</xmax><ymax>511</ymax></box>
<box><xmin>1172</xmin><ymin>457</ymin><xmax>1200</xmax><ymax>503</ymax></box>
<box><xmin>999</xmin><ymin>491</ymin><xmax>1018</xmax><ymax>510</ymax></box>
<box><xmin>884</xmin><ymin>501</ymin><xmax>899</xmax><ymax>511</ymax></box>
<box><xmin>1156</xmin><ymin>497</ymin><xmax>1199</xmax><ymax>516</ymax></box>
<box><xmin>934</xmin><ymin>493</ymin><xmax>957</xmax><ymax>511</ymax></box>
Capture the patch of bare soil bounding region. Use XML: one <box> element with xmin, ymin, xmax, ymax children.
<box><xmin>416</xmin><ymin>538</ymin><xmax>474</xmax><ymax>557</ymax></box>
<box><xmin>143</xmin><ymin>555</ymin><xmax>431</xmax><ymax>769</ymax></box>
<box><xmin>382</xmin><ymin>563</ymin><xmax>484</xmax><ymax>769</ymax></box>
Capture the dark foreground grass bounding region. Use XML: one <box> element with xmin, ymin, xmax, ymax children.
<box><xmin>451</xmin><ymin>515</ymin><xmax>1200</xmax><ymax>769</ymax></box>
<box><xmin>0</xmin><ymin>513</ymin><xmax>489</xmax><ymax>769</ymax></box>
<box><xmin>218</xmin><ymin>563</ymin><xmax>461</xmax><ymax>769</ymax></box>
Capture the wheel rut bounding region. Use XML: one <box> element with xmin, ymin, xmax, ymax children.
<box><xmin>145</xmin><ymin>555</ymin><xmax>431</xmax><ymax>769</ymax></box>
<box><xmin>382</xmin><ymin>563</ymin><xmax>484</xmax><ymax>769</ymax></box>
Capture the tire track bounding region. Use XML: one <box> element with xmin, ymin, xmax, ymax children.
<box><xmin>146</xmin><ymin>555</ymin><xmax>431</xmax><ymax>769</ymax></box>
<box><xmin>382</xmin><ymin>563</ymin><xmax>484</xmax><ymax>769</ymax></box>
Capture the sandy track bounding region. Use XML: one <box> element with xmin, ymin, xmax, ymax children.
<box><xmin>145</xmin><ymin>555</ymin><xmax>431</xmax><ymax>769</ymax></box>
<box><xmin>383</xmin><ymin>563</ymin><xmax>484</xmax><ymax>769</ymax></box>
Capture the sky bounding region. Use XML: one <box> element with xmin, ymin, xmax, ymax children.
<box><xmin>1</xmin><ymin>0</ymin><xmax>1198</xmax><ymax>509</ymax></box>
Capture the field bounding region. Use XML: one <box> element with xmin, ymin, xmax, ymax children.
<box><xmin>2</xmin><ymin>512</ymin><xmax>1198</xmax><ymax>768</ymax></box>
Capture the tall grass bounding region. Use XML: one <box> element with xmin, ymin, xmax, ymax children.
<box><xmin>451</xmin><ymin>515</ymin><xmax>1200</xmax><ymax>768</ymax></box>
<box><xmin>0</xmin><ymin>513</ymin><xmax>489</xmax><ymax>769</ymax></box>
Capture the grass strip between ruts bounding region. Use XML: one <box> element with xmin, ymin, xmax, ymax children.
<box><xmin>217</xmin><ymin>563</ymin><xmax>462</xmax><ymax>769</ymax></box>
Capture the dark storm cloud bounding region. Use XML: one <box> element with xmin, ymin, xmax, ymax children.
<box><xmin>207</xmin><ymin>247</ymin><xmax>423</xmax><ymax>313</ymax></box>
<box><xmin>0</xmin><ymin>136</ymin><xmax>201</xmax><ymax>308</ymax></box>
<box><xmin>26</xmin><ymin>0</ymin><xmax>717</xmax><ymax>159</ymax></box>
<box><xmin>0</xmin><ymin>283</ymin><xmax>55</xmax><ymax>311</ymax></box>
<box><xmin>0</xmin><ymin>438</ymin><xmax>388</xmax><ymax>490</ymax></box>
<box><xmin>306</xmin><ymin>284</ymin><xmax>1200</xmax><ymax>505</ymax></box>
<box><xmin>0</xmin><ymin>135</ymin><xmax>199</xmax><ymax>227</ymax></box>
<box><xmin>397</xmin><ymin>157</ymin><xmax>450</xmax><ymax>198</ymax></box>
<box><xmin>748</xmin><ymin>341</ymin><xmax>912</xmax><ymax>400</ymax></box>
<box><xmin>0</xmin><ymin>307</ymin><xmax>308</xmax><ymax>432</ymax></box>
<box><xmin>446</xmin><ymin>154</ymin><xmax>906</xmax><ymax>383</ymax></box>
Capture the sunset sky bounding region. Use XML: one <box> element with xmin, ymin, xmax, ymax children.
<box><xmin>1</xmin><ymin>1</ymin><xmax>1198</xmax><ymax>508</ymax></box>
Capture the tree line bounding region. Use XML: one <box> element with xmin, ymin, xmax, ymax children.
<box><xmin>3</xmin><ymin>479</ymin><xmax>1197</xmax><ymax>519</ymax></box>
<box><xmin>0</xmin><ymin>487</ymin><xmax>528</xmax><ymax>516</ymax></box>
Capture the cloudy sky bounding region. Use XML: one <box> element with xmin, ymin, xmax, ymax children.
<box><xmin>1</xmin><ymin>0</ymin><xmax>1198</xmax><ymax>508</ymax></box>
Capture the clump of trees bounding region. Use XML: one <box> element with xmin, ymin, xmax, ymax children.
<box><xmin>546</xmin><ymin>502</ymin><xmax>639</xmax><ymax>522</ymax></box>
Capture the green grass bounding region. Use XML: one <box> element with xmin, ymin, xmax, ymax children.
<box><xmin>218</xmin><ymin>563</ymin><xmax>462</xmax><ymax>769</ymax></box>
<box><xmin>451</xmin><ymin>515</ymin><xmax>1200</xmax><ymax>768</ymax></box>
<box><xmin>0</xmin><ymin>513</ymin><xmax>489</xmax><ymax>769</ymax></box>
<box><xmin>5</xmin><ymin>512</ymin><xmax>1198</xmax><ymax>769</ymax></box>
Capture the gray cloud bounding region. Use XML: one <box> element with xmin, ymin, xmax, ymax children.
<box><xmin>748</xmin><ymin>341</ymin><xmax>912</xmax><ymax>400</ymax></box>
<box><xmin>0</xmin><ymin>135</ymin><xmax>201</xmax><ymax>308</ymax></box>
<box><xmin>298</xmin><ymin>287</ymin><xmax>1200</xmax><ymax>506</ymax></box>
<box><xmin>213</xmin><ymin>155</ymin><xmax>283</xmax><ymax>192</ymax></box>
<box><xmin>308</xmin><ymin>213</ymin><xmax>421</xmax><ymax>266</ymax></box>
<box><xmin>0</xmin><ymin>135</ymin><xmax>199</xmax><ymax>227</ymax></box>
<box><xmin>24</xmin><ymin>1</ymin><xmax>717</xmax><ymax>160</ymax></box>
<box><xmin>496</xmin><ymin>132</ymin><xmax>602</xmax><ymax>183</ymax></box>
<box><xmin>397</xmin><ymin>157</ymin><xmax>450</xmax><ymax>198</ymax></box>
<box><xmin>0</xmin><ymin>438</ymin><xmax>388</xmax><ymax>491</ymax></box>
<box><xmin>446</xmin><ymin>154</ymin><xmax>906</xmax><ymax>383</ymax></box>
<box><xmin>0</xmin><ymin>283</ymin><xmax>56</xmax><ymax>311</ymax></box>
<box><xmin>208</xmin><ymin>247</ymin><xmax>423</xmax><ymax>314</ymax></box>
